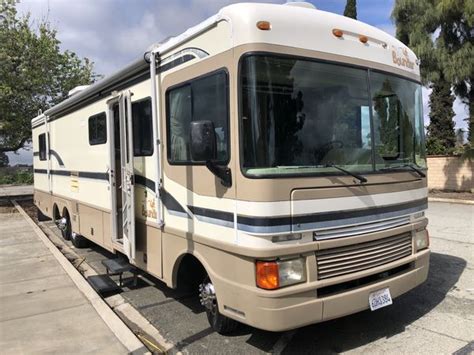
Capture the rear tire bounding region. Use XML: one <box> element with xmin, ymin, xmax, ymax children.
<box><xmin>199</xmin><ymin>277</ymin><xmax>240</xmax><ymax>334</ymax></box>
<box><xmin>61</xmin><ymin>211</ymin><xmax>71</xmax><ymax>241</ymax></box>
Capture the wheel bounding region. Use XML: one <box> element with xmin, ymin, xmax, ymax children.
<box><xmin>71</xmin><ymin>232</ymin><xmax>89</xmax><ymax>248</ymax></box>
<box><xmin>60</xmin><ymin>212</ymin><xmax>72</xmax><ymax>241</ymax></box>
<box><xmin>199</xmin><ymin>276</ymin><xmax>240</xmax><ymax>334</ymax></box>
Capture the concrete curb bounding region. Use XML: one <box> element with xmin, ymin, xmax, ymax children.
<box><xmin>38</xmin><ymin>220</ymin><xmax>174</xmax><ymax>354</ymax></box>
<box><xmin>12</xmin><ymin>200</ymin><xmax>149</xmax><ymax>355</ymax></box>
<box><xmin>428</xmin><ymin>197</ymin><xmax>474</xmax><ymax>205</ymax></box>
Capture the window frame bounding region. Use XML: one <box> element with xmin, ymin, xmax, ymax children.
<box><xmin>38</xmin><ymin>133</ymin><xmax>47</xmax><ymax>161</ymax></box>
<box><xmin>237</xmin><ymin>51</ymin><xmax>425</xmax><ymax>179</ymax></box>
<box><xmin>88</xmin><ymin>112</ymin><xmax>107</xmax><ymax>146</ymax></box>
<box><xmin>165</xmin><ymin>68</ymin><xmax>230</xmax><ymax>166</ymax></box>
<box><xmin>131</xmin><ymin>96</ymin><xmax>154</xmax><ymax>157</ymax></box>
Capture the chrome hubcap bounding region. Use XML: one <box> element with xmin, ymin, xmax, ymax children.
<box><xmin>57</xmin><ymin>217</ymin><xmax>68</xmax><ymax>231</ymax></box>
<box><xmin>199</xmin><ymin>281</ymin><xmax>216</xmax><ymax>311</ymax></box>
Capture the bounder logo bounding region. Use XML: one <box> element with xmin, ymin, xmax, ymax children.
<box><xmin>392</xmin><ymin>46</ymin><xmax>415</xmax><ymax>69</ymax></box>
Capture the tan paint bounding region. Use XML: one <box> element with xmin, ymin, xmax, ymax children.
<box><xmin>78</xmin><ymin>204</ymin><xmax>105</xmax><ymax>245</ymax></box>
<box><xmin>160</xmin><ymin>224</ymin><xmax>429</xmax><ymax>331</ymax></box>
<box><xmin>31</xmin><ymin>31</ymin><xmax>429</xmax><ymax>332</ymax></box>
<box><xmin>133</xmin><ymin>220</ymin><xmax>163</xmax><ymax>279</ymax></box>
<box><xmin>161</xmin><ymin>49</ymin><xmax>236</xmax><ymax>199</ymax></box>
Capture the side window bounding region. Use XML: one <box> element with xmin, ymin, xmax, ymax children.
<box><xmin>39</xmin><ymin>133</ymin><xmax>47</xmax><ymax>161</ymax></box>
<box><xmin>132</xmin><ymin>98</ymin><xmax>153</xmax><ymax>156</ymax></box>
<box><xmin>88</xmin><ymin>112</ymin><xmax>107</xmax><ymax>145</ymax></box>
<box><xmin>166</xmin><ymin>71</ymin><xmax>229</xmax><ymax>164</ymax></box>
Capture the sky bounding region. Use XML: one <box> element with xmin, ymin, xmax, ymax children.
<box><xmin>7</xmin><ymin>0</ymin><xmax>469</xmax><ymax>165</ymax></box>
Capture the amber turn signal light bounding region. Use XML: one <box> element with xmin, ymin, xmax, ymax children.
<box><xmin>359</xmin><ymin>35</ymin><xmax>368</xmax><ymax>43</ymax></box>
<box><xmin>256</xmin><ymin>261</ymin><xmax>279</xmax><ymax>289</ymax></box>
<box><xmin>256</xmin><ymin>21</ymin><xmax>271</xmax><ymax>31</ymax></box>
<box><xmin>332</xmin><ymin>28</ymin><xmax>343</xmax><ymax>37</ymax></box>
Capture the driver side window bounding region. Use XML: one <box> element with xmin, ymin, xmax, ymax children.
<box><xmin>166</xmin><ymin>70</ymin><xmax>229</xmax><ymax>164</ymax></box>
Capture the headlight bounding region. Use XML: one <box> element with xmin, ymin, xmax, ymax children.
<box><xmin>256</xmin><ymin>257</ymin><xmax>306</xmax><ymax>290</ymax></box>
<box><xmin>414</xmin><ymin>229</ymin><xmax>429</xmax><ymax>251</ymax></box>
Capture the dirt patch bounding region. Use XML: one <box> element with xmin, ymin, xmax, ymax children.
<box><xmin>429</xmin><ymin>190</ymin><xmax>474</xmax><ymax>201</ymax></box>
<box><xmin>17</xmin><ymin>198</ymin><xmax>39</xmax><ymax>222</ymax></box>
<box><xmin>0</xmin><ymin>199</ymin><xmax>16</xmax><ymax>214</ymax></box>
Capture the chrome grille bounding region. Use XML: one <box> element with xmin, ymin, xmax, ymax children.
<box><xmin>313</xmin><ymin>216</ymin><xmax>411</xmax><ymax>241</ymax></box>
<box><xmin>315</xmin><ymin>233</ymin><xmax>412</xmax><ymax>280</ymax></box>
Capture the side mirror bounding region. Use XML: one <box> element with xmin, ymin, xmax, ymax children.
<box><xmin>189</xmin><ymin>120</ymin><xmax>232</xmax><ymax>188</ymax></box>
<box><xmin>190</xmin><ymin>120</ymin><xmax>217</xmax><ymax>162</ymax></box>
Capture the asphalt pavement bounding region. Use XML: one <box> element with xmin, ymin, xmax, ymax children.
<box><xmin>17</xmin><ymin>201</ymin><xmax>474</xmax><ymax>354</ymax></box>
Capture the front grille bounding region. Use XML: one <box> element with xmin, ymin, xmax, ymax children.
<box><xmin>315</xmin><ymin>233</ymin><xmax>412</xmax><ymax>280</ymax></box>
<box><xmin>313</xmin><ymin>216</ymin><xmax>411</xmax><ymax>241</ymax></box>
<box><xmin>317</xmin><ymin>263</ymin><xmax>412</xmax><ymax>297</ymax></box>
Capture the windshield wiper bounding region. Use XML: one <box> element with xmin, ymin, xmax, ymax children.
<box><xmin>326</xmin><ymin>164</ymin><xmax>367</xmax><ymax>183</ymax></box>
<box><xmin>380</xmin><ymin>163</ymin><xmax>426</xmax><ymax>178</ymax></box>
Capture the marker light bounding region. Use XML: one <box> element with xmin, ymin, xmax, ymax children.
<box><xmin>256</xmin><ymin>21</ymin><xmax>271</xmax><ymax>31</ymax></box>
<box><xmin>359</xmin><ymin>35</ymin><xmax>368</xmax><ymax>43</ymax></box>
<box><xmin>256</xmin><ymin>261</ymin><xmax>279</xmax><ymax>289</ymax></box>
<box><xmin>332</xmin><ymin>28</ymin><xmax>343</xmax><ymax>38</ymax></box>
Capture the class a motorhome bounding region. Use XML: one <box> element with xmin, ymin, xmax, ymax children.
<box><xmin>32</xmin><ymin>2</ymin><xmax>430</xmax><ymax>333</ymax></box>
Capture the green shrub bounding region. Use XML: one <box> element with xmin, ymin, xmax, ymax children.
<box><xmin>0</xmin><ymin>169</ymin><xmax>33</xmax><ymax>185</ymax></box>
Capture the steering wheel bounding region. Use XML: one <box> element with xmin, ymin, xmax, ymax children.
<box><xmin>314</xmin><ymin>140</ymin><xmax>344</xmax><ymax>162</ymax></box>
<box><xmin>320</xmin><ymin>140</ymin><xmax>343</xmax><ymax>151</ymax></box>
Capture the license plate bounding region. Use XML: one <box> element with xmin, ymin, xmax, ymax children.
<box><xmin>369</xmin><ymin>287</ymin><xmax>393</xmax><ymax>311</ymax></box>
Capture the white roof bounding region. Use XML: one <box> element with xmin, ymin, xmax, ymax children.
<box><xmin>33</xmin><ymin>2</ymin><xmax>419</xmax><ymax>124</ymax></box>
<box><xmin>217</xmin><ymin>2</ymin><xmax>419</xmax><ymax>77</ymax></box>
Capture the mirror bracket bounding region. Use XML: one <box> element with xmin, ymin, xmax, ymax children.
<box><xmin>206</xmin><ymin>161</ymin><xmax>232</xmax><ymax>188</ymax></box>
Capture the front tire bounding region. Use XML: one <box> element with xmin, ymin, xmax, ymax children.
<box><xmin>199</xmin><ymin>277</ymin><xmax>239</xmax><ymax>334</ymax></box>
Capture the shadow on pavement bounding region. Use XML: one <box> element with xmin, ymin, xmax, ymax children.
<box><xmin>34</xmin><ymin>213</ymin><xmax>467</xmax><ymax>354</ymax></box>
<box><xmin>280</xmin><ymin>252</ymin><xmax>466</xmax><ymax>354</ymax></box>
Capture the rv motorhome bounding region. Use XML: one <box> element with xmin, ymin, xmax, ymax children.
<box><xmin>32</xmin><ymin>2</ymin><xmax>429</xmax><ymax>333</ymax></box>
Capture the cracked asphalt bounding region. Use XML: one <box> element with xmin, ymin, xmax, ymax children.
<box><xmin>39</xmin><ymin>201</ymin><xmax>474</xmax><ymax>354</ymax></box>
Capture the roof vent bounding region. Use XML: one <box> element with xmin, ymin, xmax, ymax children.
<box><xmin>284</xmin><ymin>2</ymin><xmax>317</xmax><ymax>10</ymax></box>
<box><xmin>68</xmin><ymin>85</ymin><xmax>89</xmax><ymax>97</ymax></box>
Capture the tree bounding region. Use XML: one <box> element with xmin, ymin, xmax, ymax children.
<box><xmin>392</xmin><ymin>0</ymin><xmax>473</xmax><ymax>148</ymax></box>
<box><xmin>373</xmin><ymin>79</ymin><xmax>400</xmax><ymax>157</ymax></box>
<box><xmin>343</xmin><ymin>0</ymin><xmax>357</xmax><ymax>19</ymax></box>
<box><xmin>455</xmin><ymin>128</ymin><xmax>464</xmax><ymax>146</ymax></box>
<box><xmin>0</xmin><ymin>151</ymin><xmax>8</xmax><ymax>167</ymax></box>
<box><xmin>0</xmin><ymin>0</ymin><xmax>99</xmax><ymax>153</ymax></box>
<box><xmin>435</xmin><ymin>0</ymin><xmax>473</xmax><ymax>146</ymax></box>
<box><xmin>426</xmin><ymin>79</ymin><xmax>456</xmax><ymax>154</ymax></box>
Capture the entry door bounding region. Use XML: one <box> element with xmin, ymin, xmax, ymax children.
<box><xmin>119</xmin><ymin>91</ymin><xmax>136</xmax><ymax>261</ymax></box>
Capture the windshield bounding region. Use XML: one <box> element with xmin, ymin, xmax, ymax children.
<box><xmin>240</xmin><ymin>54</ymin><xmax>426</xmax><ymax>177</ymax></box>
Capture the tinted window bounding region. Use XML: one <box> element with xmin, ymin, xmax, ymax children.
<box><xmin>132</xmin><ymin>98</ymin><xmax>153</xmax><ymax>156</ymax></box>
<box><xmin>39</xmin><ymin>133</ymin><xmax>47</xmax><ymax>161</ymax></box>
<box><xmin>370</xmin><ymin>71</ymin><xmax>426</xmax><ymax>167</ymax></box>
<box><xmin>240</xmin><ymin>55</ymin><xmax>371</xmax><ymax>176</ymax></box>
<box><xmin>166</xmin><ymin>71</ymin><xmax>229</xmax><ymax>164</ymax></box>
<box><xmin>88</xmin><ymin>112</ymin><xmax>107</xmax><ymax>145</ymax></box>
<box><xmin>240</xmin><ymin>54</ymin><xmax>426</xmax><ymax>177</ymax></box>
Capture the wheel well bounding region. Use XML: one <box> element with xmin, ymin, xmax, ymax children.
<box><xmin>53</xmin><ymin>204</ymin><xmax>60</xmax><ymax>221</ymax></box>
<box><xmin>176</xmin><ymin>254</ymin><xmax>207</xmax><ymax>292</ymax></box>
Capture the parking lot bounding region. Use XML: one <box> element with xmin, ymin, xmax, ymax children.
<box><xmin>29</xmin><ymin>201</ymin><xmax>474</xmax><ymax>353</ymax></box>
